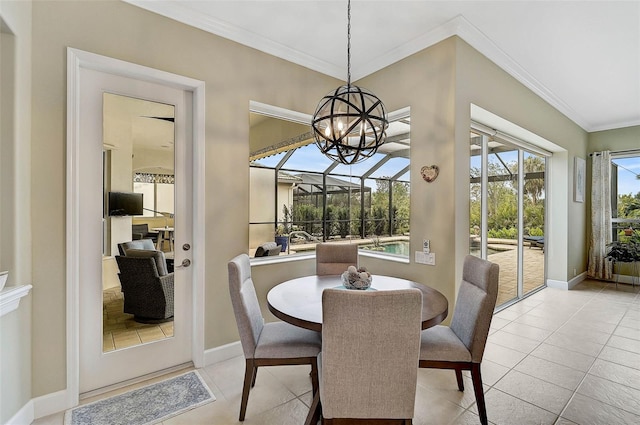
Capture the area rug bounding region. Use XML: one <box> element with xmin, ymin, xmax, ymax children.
<box><xmin>65</xmin><ymin>371</ymin><xmax>215</xmax><ymax>425</ymax></box>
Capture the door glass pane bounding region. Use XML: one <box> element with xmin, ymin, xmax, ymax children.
<box><xmin>470</xmin><ymin>131</ymin><xmax>482</xmax><ymax>256</ymax></box>
<box><xmin>523</xmin><ymin>152</ymin><xmax>546</xmax><ymax>296</ymax></box>
<box><xmin>102</xmin><ymin>93</ymin><xmax>175</xmax><ymax>353</ymax></box>
<box><xmin>487</xmin><ymin>142</ymin><xmax>519</xmax><ymax>306</ymax></box>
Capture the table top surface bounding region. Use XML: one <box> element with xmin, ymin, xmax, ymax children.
<box><xmin>152</xmin><ymin>227</ymin><xmax>174</xmax><ymax>232</ymax></box>
<box><xmin>267</xmin><ymin>274</ymin><xmax>449</xmax><ymax>332</ymax></box>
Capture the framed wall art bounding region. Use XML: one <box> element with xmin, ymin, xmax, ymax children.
<box><xmin>574</xmin><ymin>156</ymin><xmax>585</xmax><ymax>203</ymax></box>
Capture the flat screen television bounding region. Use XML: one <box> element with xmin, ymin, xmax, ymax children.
<box><xmin>108</xmin><ymin>192</ymin><xmax>143</xmax><ymax>216</ymax></box>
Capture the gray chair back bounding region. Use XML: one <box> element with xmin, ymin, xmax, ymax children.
<box><xmin>450</xmin><ymin>255</ymin><xmax>500</xmax><ymax>362</ymax></box>
<box><xmin>118</xmin><ymin>239</ymin><xmax>156</xmax><ymax>256</ymax></box>
<box><xmin>228</xmin><ymin>253</ymin><xmax>265</xmax><ymax>360</ymax></box>
<box><xmin>315</xmin><ymin>243</ymin><xmax>358</xmax><ymax>276</ymax></box>
<box><xmin>321</xmin><ymin>288</ymin><xmax>422</xmax><ymax>420</ymax></box>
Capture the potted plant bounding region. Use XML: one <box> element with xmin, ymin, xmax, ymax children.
<box><xmin>275</xmin><ymin>205</ymin><xmax>292</xmax><ymax>252</ymax></box>
<box><xmin>606</xmin><ymin>237</ymin><xmax>640</xmax><ymax>280</ymax></box>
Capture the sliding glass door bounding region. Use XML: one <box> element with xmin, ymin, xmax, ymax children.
<box><xmin>470</xmin><ymin>126</ymin><xmax>547</xmax><ymax>308</ymax></box>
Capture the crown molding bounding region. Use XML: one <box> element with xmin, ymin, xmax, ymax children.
<box><xmin>125</xmin><ymin>2</ymin><xmax>620</xmax><ymax>132</ymax></box>
<box><xmin>124</xmin><ymin>0</ymin><xmax>345</xmax><ymax>79</ymax></box>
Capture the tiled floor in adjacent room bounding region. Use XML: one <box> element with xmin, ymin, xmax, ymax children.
<box><xmin>34</xmin><ymin>278</ymin><xmax>640</xmax><ymax>425</ymax></box>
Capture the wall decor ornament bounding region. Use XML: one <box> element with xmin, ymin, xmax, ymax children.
<box><xmin>420</xmin><ymin>165</ymin><xmax>439</xmax><ymax>182</ymax></box>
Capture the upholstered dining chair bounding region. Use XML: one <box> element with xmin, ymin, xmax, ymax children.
<box><xmin>418</xmin><ymin>255</ymin><xmax>499</xmax><ymax>425</ymax></box>
<box><xmin>315</xmin><ymin>243</ymin><xmax>359</xmax><ymax>276</ymax></box>
<box><xmin>228</xmin><ymin>253</ymin><xmax>321</xmax><ymax>421</ymax></box>
<box><xmin>310</xmin><ymin>288</ymin><xmax>422</xmax><ymax>424</ymax></box>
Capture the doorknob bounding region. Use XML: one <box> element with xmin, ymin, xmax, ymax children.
<box><xmin>178</xmin><ymin>259</ymin><xmax>191</xmax><ymax>268</ymax></box>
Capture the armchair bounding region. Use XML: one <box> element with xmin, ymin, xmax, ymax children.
<box><xmin>115</xmin><ymin>250</ymin><xmax>174</xmax><ymax>323</ymax></box>
<box><xmin>131</xmin><ymin>223</ymin><xmax>159</xmax><ymax>242</ymax></box>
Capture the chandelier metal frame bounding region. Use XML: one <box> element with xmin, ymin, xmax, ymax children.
<box><xmin>311</xmin><ymin>0</ymin><xmax>388</xmax><ymax>165</ymax></box>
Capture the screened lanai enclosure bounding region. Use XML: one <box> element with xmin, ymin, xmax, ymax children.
<box><xmin>249</xmin><ymin>108</ymin><xmax>411</xmax><ymax>257</ymax></box>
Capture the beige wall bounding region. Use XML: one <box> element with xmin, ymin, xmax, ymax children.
<box><xmin>588</xmin><ymin>125</ymin><xmax>640</xmax><ymax>153</ymax></box>
<box><xmin>30</xmin><ymin>0</ymin><xmax>339</xmax><ymax>397</ymax></box>
<box><xmin>0</xmin><ymin>0</ymin><xmax>33</xmax><ymax>422</ymax></box>
<box><xmin>23</xmin><ymin>0</ymin><xmax>594</xmax><ymax>407</ymax></box>
<box><xmin>453</xmin><ymin>38</ymin><xmax>588</xmax><ymax>283</ymax></box>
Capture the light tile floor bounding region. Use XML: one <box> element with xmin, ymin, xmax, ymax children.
<box><xmin>102</xmin><ymin>286</ymin><xmax>174</xmax><ymax>351</ymax></box>
<box><xmin>35</xmin><ymin>278</ymin><xmax>640</xmax><ymax>425</ymax></box>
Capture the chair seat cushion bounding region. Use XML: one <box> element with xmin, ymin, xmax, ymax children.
<box><xmin>419</xmin><ymin>325</ymin><xmax>471</xmax><ymax>362</ymax></box>
<box><xmin>254</xmin><ymin>321</ymin><xmax>321</xmax><ymax>359</ymax></box>
<box><xmin>124</xmin><ymin>249</ymin><xmax>168</xmax><ymax>276</ymax></box>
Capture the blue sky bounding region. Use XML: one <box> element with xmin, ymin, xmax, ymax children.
<box><xmin>613</xmin><ymin>157</ymin><xmax>640</xmax><ymax>196</ymax></box>
<box><xmin>260</xmin><ymin>146</ymin><xmax>639</xmax><ymax>197</ymax></box>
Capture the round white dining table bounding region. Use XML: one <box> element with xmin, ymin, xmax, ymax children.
<box><xmin>267</xmin><ymin>274</ymin><xmax>449</xmax><ymax>332</ymax></box>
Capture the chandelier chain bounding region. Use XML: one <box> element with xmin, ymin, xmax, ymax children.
<box><xmin>347</xmin><ymin>0</ymin><xmax>351</xmax><ymax>86</ymax></box>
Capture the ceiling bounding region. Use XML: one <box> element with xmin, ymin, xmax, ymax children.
<box><xmin>125</xmin><ymin>0</ymin><xmax>640</xmax><ymax>133</ymax></box>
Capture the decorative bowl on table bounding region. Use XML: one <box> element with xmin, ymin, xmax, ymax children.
<box><xmin>341</xmin><ymin>266</ymin><xmax>372</xmax><ymax>290</ymax></box>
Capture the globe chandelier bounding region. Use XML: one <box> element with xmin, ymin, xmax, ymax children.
<box><xmin>311</xmin><ymin>0</ymin><xmax>388</xmax><ymax>165</ymax></box>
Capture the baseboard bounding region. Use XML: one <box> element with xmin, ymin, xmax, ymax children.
<box><xmin>23</xmin><ymin>343</ymin><xmax>241</xmax><ymax>422</ymax></box>
<box><xmin>33</xmin><ymin>388</ymin><xmax>70</xmax><ymax>420</ymax></box>
<box><xmin>6</xmin><ymin>399</ymin><xmax>33</xmax><ymax>425</ymax></box>
<box><xmin>568</xmin><ymin>272</ymin><xmax>587</xmax><ymax>289</ymax></box>
<box><xmin>547</xmin><ymin>272</ymin><xmax>586</xmax><ymax>290</ymax></box>
<box><xmin>203</xmin><ymin>340</ymin><xmax>243</xmax><ymax>366</ymax></box>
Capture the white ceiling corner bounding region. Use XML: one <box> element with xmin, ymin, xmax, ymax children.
<box><xmin>124</xmin><ymin>1</ymin><xmax>640</xmax><ymax>133</ymax></box>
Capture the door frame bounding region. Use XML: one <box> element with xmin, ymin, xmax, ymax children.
<box><xmin>66</xmin><ymin>48</ymin><xmax>205</xmax><ymax>407</ymax></box>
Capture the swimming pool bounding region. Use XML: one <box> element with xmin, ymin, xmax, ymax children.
<box><xmin>361</xmin><ymin>241</ymin><xmax>410</xmax><ymax>256</ymax></box>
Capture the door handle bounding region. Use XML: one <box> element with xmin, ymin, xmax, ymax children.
<box><xmin>177</xmin><ymin>259</ymin><xmax>191</xmax><ymax>268</ymax></box>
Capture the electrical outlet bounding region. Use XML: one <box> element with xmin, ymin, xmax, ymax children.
<box><xmin>573</xmin><ymin>268</ymin><xmax>577</xmax><ymax>277</ymax></box>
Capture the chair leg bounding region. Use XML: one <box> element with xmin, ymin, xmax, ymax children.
<box><xmin>471</xmin><ymin>363</ymin><xmax>488</xmax><ymax>425</ymax></box>
<box><xmin>250</xmin><ymin>364</ymin><xmax>258</xmax><ymax>388</ymax></box>
<box><xmin>304</xmin><ymin>390</ymin><xmax>321</xmax><ymax>425</ymax></box>
<box><xmin>311</xmin><ymin>360</ymin><xmax>319</xmax><ymax>395</ymax></box>
<box><xmin>239</xmin><ymin>359</ymin><xmax>255</xmax><ymax>421</ymax></box>
<box><xmin>455</xmin><ymin>368</ymin><xmax>464</xmax><ymax>391</ymax></box>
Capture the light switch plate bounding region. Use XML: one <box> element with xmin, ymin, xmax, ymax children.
<box><xmin>425</xmin><ymin>253</ymin><xmax>435</xmax><ymax>265</ymax></box>
<box><xmin>415</xmin><ymin>251</ymin><xmax>435</xmax><ymax>265</ymax></box>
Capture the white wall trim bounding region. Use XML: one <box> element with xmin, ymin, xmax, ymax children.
<box><xmin>203</xmin><ymin>341</ymin><xmax>243</xmax><ymax>366</ymax></box>
<box><xmin>12</xmin><ymin>342</ymin><xmax>240</xmax><ymax>422</ymax></box>
<box><xmin>6</xmin><ymin>399</ymin><xmax>33</xmax><ymax>425</ymax></box>
<box><xmin>0</xmin><ymin>284</ymin><xmax>32</xmax><ymax>317</ymax></box>
<box><xmin>32</xmin><ymin>389</ymin><xmax>68</xmax><ymax>420</ymax></box>
<box><xmin>65</xmin><ymin>47</ymin><xmax>206</xmax><ymax>413</ymax></box>
<box><xmin>547</xmin><ymin>271</ymin><xmax>586</xmax><ymax>290</ymax></box>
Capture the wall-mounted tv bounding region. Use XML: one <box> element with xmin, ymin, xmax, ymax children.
<box><xmin>108</xmin><ymin>192</ymin><xmax>143</xmax><ymax>216</ymax></box>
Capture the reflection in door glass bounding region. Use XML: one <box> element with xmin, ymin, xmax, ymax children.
<box><xmin>487</xmin><ymin>143</ymin><xmax>519</xmax><ymax>306</ymax></box>
<box><xmin>523</xmin><ymin>152</ymin><xmax>546</xmax><ymax>296</ymax></box>
<box><xmin>102</xmin><ymin>93</ymin><xmax>175</xmax><ymax>352</ymax></box>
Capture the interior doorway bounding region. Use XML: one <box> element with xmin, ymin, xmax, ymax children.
<box><xmin>66</xmin><ymin>48</ymin><xmax>205</xmax><ymax>401</ymax></box>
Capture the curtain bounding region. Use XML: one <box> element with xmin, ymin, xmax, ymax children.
<box><xmin>588</xmin><ymin>151</ymin><xmax>613</xmax><ymax>280</ymax></box>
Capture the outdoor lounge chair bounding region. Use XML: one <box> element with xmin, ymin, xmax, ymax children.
<box><xmin>523</xmin><ymin>235</ymin><xmax>544</xmax><ymax>250</ymax></box>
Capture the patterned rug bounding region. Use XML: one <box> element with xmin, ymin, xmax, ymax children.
<box><xmin>65</xmin><ymin>371</ymin><xmax>215</xmax><ymax>425</ymax></box>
